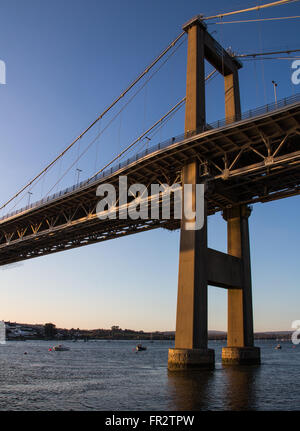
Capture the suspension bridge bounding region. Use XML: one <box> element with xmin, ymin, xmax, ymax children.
<box><xmin>1</xmin><ymin>1</ymin><xmax>300</xmax><ymax>369</ymax></box>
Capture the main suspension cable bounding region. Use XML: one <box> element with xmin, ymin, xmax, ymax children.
<box><xmin>235</xmin><ymin>48</ymin><xmax>300</xmax><ymax>57</ymax></box>
<box><xmin>242</xmin><ymin>56</ymin><xmax>300</xmax><ymax>60</ymax></box>
<box><xmin>212</xmin><ymin>15</ymin><xmax>300</xmax><ymax>24</ymax></box>
<box><xmin>0</xmin><ymin>31</ymin><xmax>186</xmax><ymax>212</ymax></box>
<box><xmin>88</xmin><ymin>69</ymin><xmax>217</xmax><ymax>183</ymax></box>
<box><xmin>202</xmin><ymin>0</ymin><xmax>299</xmax><ymax>21</ymax></box>
<box><xmin>88</xmin><ymin>97</ymin><xmax>186</xmax><ymax>182</ymax></box>
<box><xmin>41</xmin><ymin>38</ymin><xmax>187</xmax><ymax>200</ymax></box>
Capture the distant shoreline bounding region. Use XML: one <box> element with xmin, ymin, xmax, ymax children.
<box><xmin>5</xmin><ymin>333</ymin><xmax>293</xmax><ymax>342</ymax></box>
<box><xmin>3</xmin><ymin>321</ymin><xmax>293</xmax><ymax>342</ymax></box>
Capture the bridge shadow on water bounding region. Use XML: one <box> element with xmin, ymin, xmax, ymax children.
<box><xmin>166</xmin><ymin>365</ymin><xmax>261</xmax><ymax>410</ymax></box>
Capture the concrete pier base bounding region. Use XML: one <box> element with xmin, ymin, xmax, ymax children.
<box><xmin>168</xmin><ymin>348</ymin><xmax>215</xmax><ymax>371</ymax></box>
<box><xmin>222</xmin><ymin>346</ymin><xmax>260</xmax><ymax>365</ymax></box>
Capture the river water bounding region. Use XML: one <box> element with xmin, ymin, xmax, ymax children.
<box><xmin>0</xmin><ymin>339</ymin><xmax>298</xmax><ymax>410</ymax></box>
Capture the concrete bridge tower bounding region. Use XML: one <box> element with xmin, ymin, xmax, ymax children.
<box><xmin>168</xmin><ymin>16</ymin><xmax>260</xmax><ymax>370</ymax></box>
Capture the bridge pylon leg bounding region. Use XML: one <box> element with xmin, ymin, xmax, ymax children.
<box><xmin>168</xmin><ymin>160</ymin><xmax>215</xmax><ymax>371</ymax></box>
<box><xmin>222</xmin><ymin>206</ymin><xmax>260</xmax><ymax>365</ymax></box>
<box><xmin>224</xmin><ymin>70</ymin><xmax>241</xmax><ymax>123</ymax></box>
<box><xmin>168</xmin><ymin>17</ymin><xmax>215</xmax><ymax>371</ymax></box>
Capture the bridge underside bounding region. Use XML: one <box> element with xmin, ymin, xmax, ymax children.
<box><xmin>0</xmin><ymin>101</ymin><xmax>299</xmax><ymax>266</ymax></box>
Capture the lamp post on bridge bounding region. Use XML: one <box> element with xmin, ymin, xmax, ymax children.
<box><xmin>272</xmin><ymin>80</ymin><xmax>278</xmax><ymax>105</ymax></box>
<box><xmin>145</xmin><ymin>136</ymin><xmax>151</xmax><ymax>151</ymax></box>
<box><xmin>27</xmin><ymin>191</ymin><xmax>33</xmax><ymax>206</ymax></box>
<box><xmin>76</xmin><ymin>168</ymin><xmax>82</xmax><ymax>186</ymax></box>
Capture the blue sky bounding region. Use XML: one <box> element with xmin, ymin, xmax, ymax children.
<box><xmin>0</xmin><ymin>0</ymin><xmax>299</xmax><ymax>331</ymax></box>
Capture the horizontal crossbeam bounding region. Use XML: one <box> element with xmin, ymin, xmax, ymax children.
<box><xmin>207</xmin><ymin>248</ymin><xmax>243</xmax><ymax>289</ymax></box>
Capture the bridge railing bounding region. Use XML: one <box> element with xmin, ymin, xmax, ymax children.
<box><xmin>1</xmin><ymin>92</ymin><xmax>300</xmax><ymax>222</ymax></box>
<box><xmin>208</xmin><ymin>93</ymin><xmax>300</xmax><ymax>129</ymax></box>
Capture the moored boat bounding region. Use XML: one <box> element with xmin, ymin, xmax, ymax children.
<box><xmin>53</xmin><ymin>344</ymin><xmax>70</xmax><ymax>351</ymax></box>
<box><xmin>136</xmin><ymin>343</ymin><xmax>147</xmax><ymax>351</ymax></box>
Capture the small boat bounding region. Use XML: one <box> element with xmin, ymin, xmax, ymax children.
<box><xmin>275</xmin><ymin>344</ymin><xmax>282</xmax><ymax>350</ymax></box>
<box><xmin>53</xmin><ymin>344</ymin><xmax>70</xmax><ymax>351</ymax></box>
<box><xmin>136</xmin><ymin>343</ymin><xmax>147</xmax><ymax>351</ymax></box>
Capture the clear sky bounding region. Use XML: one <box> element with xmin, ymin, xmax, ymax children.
<box><xmin>0</xmin><ymin>0</ymin><xmax>299</xmax><ymax>332</ymax></box>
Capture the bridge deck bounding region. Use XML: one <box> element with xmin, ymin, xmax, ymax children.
<box><xmin>0</xmin><ymin>94</ymin><xmax>299</xmax><ymax>265</ymax></box>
